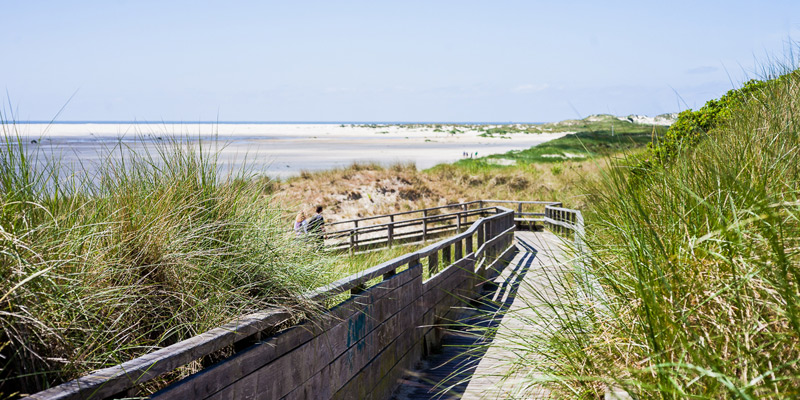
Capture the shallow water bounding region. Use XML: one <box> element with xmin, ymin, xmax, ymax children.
<box><xmin>12</xmin><ymin>123</ymin><xmax>564</xmax><ymax>179</ymax></box>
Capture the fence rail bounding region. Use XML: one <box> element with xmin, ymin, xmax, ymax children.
<box><xmin>326</xmin><ymin>200</ymin><xmax>560</xmax><ymax>252</ymax></box>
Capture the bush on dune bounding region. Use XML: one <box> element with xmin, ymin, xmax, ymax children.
<box><xmin>646</xmin><ymin>78</ymin><xmax>769</xmax><ymax>165</ymax></box>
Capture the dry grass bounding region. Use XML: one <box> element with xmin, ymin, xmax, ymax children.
<box><xmin>273</xmin><ymin>160</ymin><xmax>604</xmax><ymax>222</ymax></box>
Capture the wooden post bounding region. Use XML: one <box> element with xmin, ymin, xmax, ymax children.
<box><xmin>428</xmin><ymin>251</ymin><xmax>438</xmax><ymax>275</ymax></box>
<box><xmin>466</xmin><ymin>235</ymin><xmax>473</xmax><ymax>255</ymax></box>
<box><xmin>353</xmin><ymin>220</ymin><xmax>359</xmax><ymax>247</ymax></box>
<box><xmin>349</xmin><ymin>231</ymin><xmax>356</xmax><ymax>254</ymax></box>
<box><xmin>422</xmin><ymin>209</ymin><xmax>428</xmax><ymax>242</ymax></box>
<box><xmin>545</xmin><ymin>207</ymin><xmax>550</xmax><ymax>231</ymax></box>
<box><xmin>442</xmin><ymin>244</ymin><xmax>451</xmax><ymax>267</ymax></box>
<box><xmin>387</xmin><ymin>222</ymin><xmax>394</xmax><ymax>248</ymax></box>
<box><xmin>477</xmin><ymin>221</ymin><xmax>485</xmax><ymax>249</ymax></box>
<box><xmin>351</xmin><ymin>283</ymin><xmax>365</xmax><ymax>295</ymax></box>
<box><xmin>456</xmin><ymin>212</ymin><xmax>462</xmax><ymax>233</ymax></box>
<box><xmin>488</xmin><ymin>220</ymin><xmax>495</xmax><ymax>260</ymax></box>
<box><xmin>408</xmin><ymin>254</ymin><xmax>422</xmax><ymax>270</ymax></box>
<box><xmin>454</xmin><ymin>240</ymin><xmax>462</xmax><ymax>261</ymax></box>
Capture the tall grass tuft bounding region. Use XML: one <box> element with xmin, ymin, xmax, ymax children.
<box><xmin>486</xmin><ymin>68</ymin><xmax>800</xmax><ymax>398</ymax></box>
<box><xmin>0</xmin><ymin>125</ymin><xmax>338</xmax><ymax>397</ymax></box>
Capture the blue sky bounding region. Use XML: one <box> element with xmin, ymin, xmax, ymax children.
<box><xmin>2</xmin><ymin>1</ymin><xmax>799</xmax><ymax>122</ymax></box>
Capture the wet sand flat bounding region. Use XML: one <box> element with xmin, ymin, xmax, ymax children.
<box><xmin>11</xmin><ymin>123</ymin><xmax>567</xmax><ymax>178</ymax></box>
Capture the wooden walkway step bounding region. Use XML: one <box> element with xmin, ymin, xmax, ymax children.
<box><xmin>391</xmin><ymin>231</ymin><xmax>567</xmax><ymax>400</ymax></box>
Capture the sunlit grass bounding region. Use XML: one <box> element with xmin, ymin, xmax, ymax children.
<box><xmin>0</xmin><ymin>123</ymin><xmax>342</xmax><ymax>396</ymax></box>
<box><xmin>474</xmin><ymin>67</ymin><xmax>800</xmax><ymax>398</ymax></box>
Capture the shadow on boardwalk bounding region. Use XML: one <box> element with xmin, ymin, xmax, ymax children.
<box><xmin>392</xmin><ymin>237</ymin><xmax>541</xmax><ymax>400</ymax></box>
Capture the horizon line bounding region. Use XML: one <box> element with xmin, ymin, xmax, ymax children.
<box><xmin>11</xmin><ymin>120</ymin><xmax>549</xmax><ymax>125</ymax></box>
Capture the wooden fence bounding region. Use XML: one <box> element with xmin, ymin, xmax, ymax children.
<box><xmin>543</xmin><ymin>204</ymin><xmax>585</xmax><ymax>253</ymax></box>
<box><xmin>27</xmin><ymin>207</ymin><xmax>518</xmax><ymax>400</ymax></box>
<box><xmin>326</xmin><ymin>200</ymin><xmax>560</xmax><ymax>252</ymax></box>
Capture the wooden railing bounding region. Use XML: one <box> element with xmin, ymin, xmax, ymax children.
<box><xmin>326</xmin><ymin>200</ymin><xmax>560</xmax><ymax>252</ymax></box>
<box><xmin>544</xmin><ymin>204</ymin><xmax>601</xmax><ymax>307</ymax></box>
<box><xmin>27</xmin><ymin>206</ymin><xmax>519</xmax><ymax>400</ymax></box>
<box><xmin>544</xmin><ymin>204</ymin><xmax>585</xmax><ymax>252</ymax></box>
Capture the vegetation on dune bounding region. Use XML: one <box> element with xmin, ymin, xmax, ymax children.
<box><xmin>645</xmin><ymin>79</ymin><xmax>769</xmax><ymax>166</ymax></box>
<box><xmin>457</xmin><ymin>117</ymin><xmax>664</xmax><ymax>168</ymax></box>
<box><xmin>276</xmin><ymin>116</ymin><xmax>663</xmax><ymax>218</ymax></box>
<box><xmin>493</xmin><ymin>69</ymin><xmax>800</xmax><ymax>398</ymax></box>
<box><xmin>0</xmin><ymin>130</ymin><xmax>340</xmax><ymax>397</ymax></box>
<box><xmin>276</xmin><ymin>157</ymin><xmax>598</xmax><ymax>222</ymax></box>
<box><xmin>0</xmin><ymin>85</ymin><xmax>716</xmax><ymax>398</ymax></box>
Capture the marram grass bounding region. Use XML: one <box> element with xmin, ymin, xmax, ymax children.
<box><xmin>474</xmin><ymin>69</ymin><xmax>800</xmax><ymax>399</ymax></box>
<box><xmin>0</xmin><ymin>127</ymin><xmax>340</xmax><ymax>397</ymax></box>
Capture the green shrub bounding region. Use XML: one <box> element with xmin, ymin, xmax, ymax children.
<box><xmin>647</xmin><ymin>79</ymin><xmax>769</xmax><ymax>165</ymax></box>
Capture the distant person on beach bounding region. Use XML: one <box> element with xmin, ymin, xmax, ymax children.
<box><xmin>293</xmin><ymin>211</ymin><xmax>307</xmax><ymax>236</ymax></box>
<box><xmin>306</xmin><ymin>205</ymin><xmax>325</xmax><ymax>243</ymax></box>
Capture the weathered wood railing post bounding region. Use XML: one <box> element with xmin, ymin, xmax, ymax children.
<box><xmin>485</xmin><ymin>219</ymin><xmax>494</xmax><ymax>260</ymax></box>
<box><xmin>477</xmin><ymin>221</ymin><xmax>485</xmax><ymax>250</ymax></box>
<box><xmin>349</xmin><ymin>231</ymin><xmax>356</xmax><ymax>254</ymax></box>
<box><xmin>353</xmin><ymin>220</ymin><xmax>359</xmax><ymax>248</ymax></box>
<box><xmin>428</xmin><ymin>251</ymin><xmax>438</xmax><ymax>275</ymax></box>
<box><xmin>456</xmin><ymin>211</ymin><xmax>462</xmax><ymax>233</ymax></box>
<box><xmin>351</xmin><ymin>283</ymin><xmax>366</xmax><ymax>295</ymax></box>
<box><xmin>442</xmin><ymin>244</ymin><xmax>451</xmax><ymax>267</ymax></box>
<box><xmin>422</xmin><ymin>209</ymin><xmax>428</xmax><ymax>241</ymax></box>
<box><xmin>387</xmin><ymin>221</ymin><xmax>394</xmax><ymax>248</ymax></box>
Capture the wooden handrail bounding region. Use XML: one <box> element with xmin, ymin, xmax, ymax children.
<box><xmin>327</xmin><ymin>199</ymin><xmax>560</xmax><ymax>228</ymax></box>
<box><xmin>310</xmin><ymin>208</ymin><xmax>515</xmax><ymax>300</ymax></box>
<box><xmin>327</xmin><ymin>207</ymin><xmax>494</xmax><ymax>235</ymax></box>
<box><xmin>324</xmin><ymin>200</ymin><xmax>561</xmax><ymax>253</ymax></box>
<box><xmin>544</xmin><ymin>204</ymin><xmax>585</xmax><ymax>239</ymax></box>
<box><xmin>327</xmin><ymin>200</ymin><xmax>484</xmax><ymax>227</ymax></box>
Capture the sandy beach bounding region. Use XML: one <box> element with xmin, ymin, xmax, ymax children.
<box><xmin>11</xmin><ymin>123</ymin><xmax>568</xmax><ymax>178</ymax></box>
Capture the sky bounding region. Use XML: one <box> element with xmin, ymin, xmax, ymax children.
<box><xmin>2</xmin><ymin>0</ymin><xmax>800</xmax><ymax>123</ymax></box>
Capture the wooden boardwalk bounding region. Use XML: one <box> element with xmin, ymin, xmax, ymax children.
<box><xmin>391</xmin><ymin>230</ymin><xmax>568</xmax><ymax>400</ymax></box>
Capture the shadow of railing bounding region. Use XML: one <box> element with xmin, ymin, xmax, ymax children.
<box><xmin>393</xmin><ymin>235</ymin><xmax>540</xmax><ymax>399</ymax></box>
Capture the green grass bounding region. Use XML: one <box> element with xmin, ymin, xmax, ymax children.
<box><xmin>480</xmin><ymin>69</ymin><xmax>800</xmax><ymax>398</ymax></box>
<box><xmin>452</xmin><ymin>118</ymin><xmax>665</xmax><ymax>170</ymax></box>
<box><xmin>0</xmin><ymin>125</ymin><xmax>343</xmax><ymax>397</ymax></box>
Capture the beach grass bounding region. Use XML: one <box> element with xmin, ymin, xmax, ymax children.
<box><xmin>0</xmin><ymin>124</ymin><xmax>343</xmax><ymax>396</ymax></box>
<box><xmin>475</xmin><ymin>68</ymin><xmax>800</xmax><ymax>398</ymax></box>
